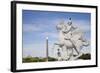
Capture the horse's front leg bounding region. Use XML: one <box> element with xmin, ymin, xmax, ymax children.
<box><xmin>61</xmin><ymin>46</ymin><xmax>67</xmax><ymax>61</ymax></box>
<box><xmin>61</xmin><ymin>46</ymin><xmax>72</xmax><ymax>61</ymax></box>
<box><xmin>66</xmin><ymin>48</ymin><xmax>74</xmax><ymax>61</ymax></box>
<box><xmin>69</xmin><ymin>48</ymin><xmax>74</xmax><ymax>60</ymax></box>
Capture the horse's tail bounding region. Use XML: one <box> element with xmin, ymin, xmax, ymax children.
<box><xmin>82</xmin><ymin>40</ymin><xmax>89</xmax><ymax>47</ymax></box>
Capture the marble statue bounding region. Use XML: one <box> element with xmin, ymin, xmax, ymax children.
<box><xmin>53</xmin><ymin>18</ymin><xmax>89</xmax><ymax>61</ymax></box>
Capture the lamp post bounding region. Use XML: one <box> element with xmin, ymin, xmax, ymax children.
<box><xmin>46</xmin><ymin>37</ymin><xmax>48</xmax><ymax>62</ymax></box>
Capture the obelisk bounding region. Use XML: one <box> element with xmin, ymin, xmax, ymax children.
<box><xmin>46</xmin><ymin>37</ymin><xmax>48</xmax><ymax>61</ymax></box>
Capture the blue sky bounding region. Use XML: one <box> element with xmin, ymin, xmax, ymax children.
<box><xmin>22</xmin><ymin>10</ymin><xmax>91</xmax><ymax>58</ymax></box>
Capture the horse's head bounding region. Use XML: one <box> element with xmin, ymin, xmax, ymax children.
<box><xmin>56</xmin><ymin>21</ymin><xmax>64</xmax><ymax>31</ymax></box>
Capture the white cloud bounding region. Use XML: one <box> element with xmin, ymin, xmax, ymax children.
<box><xmin>23</xmin><ymin>42</ymin><xmax>58</xmax><ymax>58</ymax></box>
<box><xmin>41</xmin><ymin>32</ymin><xmax>58</xmax><ymax>39</ymax></box>
<box><xmin>73</xmin><ymin>20</ymin><xmax>90</xmax><ymax>32</ymax></box>
<box><xmin>23</xmin><ymin>24</ymin><xmax>43</xmax><ymax>32</ymax></box>
<box><xmin>23</xmin><ymin>43</ymin><xmax>46</xmax><ymax>58</ymax></box>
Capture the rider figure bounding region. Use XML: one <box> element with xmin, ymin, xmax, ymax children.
<box><xmin>67</xmin><ymin>17</ymin><xmax>77</xmax><ymax>32</ymax></box>
<box><xmin>63</xmin><ymin>18</ymin><xmax>77</xmax><ymax>40</ymax></box>
<box><xmin>64</xmin><ymin>18</ymin><xmax>80</xmax><ymax>54</ymax></box>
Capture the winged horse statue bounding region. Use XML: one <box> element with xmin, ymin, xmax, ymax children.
<box><xmin>53</xmin><ymin>18</ymin><xmax>89</xmax><ymax>61</ymax></box>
